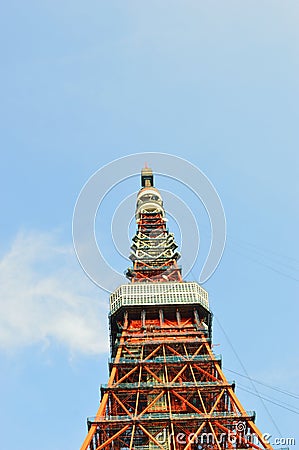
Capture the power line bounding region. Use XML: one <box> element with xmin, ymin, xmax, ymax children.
<box><xmin>227</xmin><ymin>235</ymin><xmax>299</xmax><ymax>266</ymax></box>
<box><xmin>215</xmin><ymin>315</ymin><xmax>282</xmax><ymax>437</ymax></box>
<box><xmin>237</xmin><ymin>382</ymin><xmax>299</xmax><ymax>412</ymax></box>
<box><xmin>228</xmin><ymin>246</ymin><xmax>299</xmax><ymax>282</ymax></box>
<box><xmin>238</xmin><ymin>385</ymin><xmax>299</xmax><ymax>415</ymax></box>
<box><xmin>224</xmin><ymin>367</ymin><xmax>299</xmax><ymax>399</ymax></box>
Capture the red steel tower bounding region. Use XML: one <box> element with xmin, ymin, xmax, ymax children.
<box><xmin>80</xmin><ymin>167</ymin><xmax>272</xmax><ymax>450</ymax></box>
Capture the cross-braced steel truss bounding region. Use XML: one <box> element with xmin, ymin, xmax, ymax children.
<box><xmin>80</xmin><ymin>309</ymin><xmax>272</xmax><ymax>450</ymax></box>
<box><xmin>126</xmin><ymin>212</ymin><xmax>182</xmax><ymax>283</ymax></box>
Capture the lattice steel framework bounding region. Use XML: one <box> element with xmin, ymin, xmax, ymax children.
<box><xmin>80</xmin><ymin>167</ymin><xmax>272</xmax><ymax>450</ymax></box>
<box><xmin>125</xmin><ymin>167</ymin><xmax>182</xmax><ymax>284</ymax></box>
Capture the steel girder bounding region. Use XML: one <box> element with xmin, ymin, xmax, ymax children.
<box><xmin>81</xmin><ymin>313</ymin><xmax>272</xmax><ymax>450</ymax></box>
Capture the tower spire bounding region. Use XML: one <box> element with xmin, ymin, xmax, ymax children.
<box><xmin>126</xmin><ymin>167</ymin><xmax>182</xmax><ymax>283</ymax></box>
<box><xmin>141</xmin><ymin>165</ymin><xmax>154</xmax><ymax>187</ymax></box>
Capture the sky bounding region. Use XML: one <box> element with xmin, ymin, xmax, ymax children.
<box><xmin>0</xmin><ymin>1</ymin><xmax>299</xmax><ymax>449</ymax></box>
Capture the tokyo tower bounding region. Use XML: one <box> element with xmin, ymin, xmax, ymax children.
<box><xmin>80</xmin><ymin>166</ymin><xmax>272</xmax><ymax>450</ymax></box>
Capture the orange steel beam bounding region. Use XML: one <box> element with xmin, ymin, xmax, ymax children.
<box><xmin>95</xmin><ymin>424</ymin><xmax>131</xmax><ymax>450</ymax></box>
<box><xmin>138</xmin><ymin>424</ymin><xmax>166</xmax><ymax>450</ymax></box>
<box><xmin>80</xmin><ymin>335</ymin><xmax>125</xmax><ymax>450</ymax></box>
<box><xmin>193</xmin><ymin>363</ymin><xmax>219</xmax><ymax>382</ymax></box>
<box><xmin>190</xmin><ymin>364</ymin><xmax>208</xmax><ymax>414</ymax></box>
<box><xmin>114</xmin><ymin>366</ymin><xmax>138</xmax><ymax>385</ymax></box>
<box><xmin>111</xmin><ymin>392</ymin><xmax>133</xmax><ymax>417</ymax></box>
<box><xmin>209</xmin><ymin>390</ymin><xmax>224</xmax><ymax>414</ymax></box>
<box><xmin>172</xmin><ymin>390</ymin><xmax>204</xmax><ymax>415</ymax></box>
<box><xmin>183</xmin><ymin>421</ymin><xmax>206</xmax><ymax>450</ymax></box>
<box><xmin>144</xmin><ymin>365</ymin><xmax>164</xmax><ymax>383</ymax></box>
<box><xmin>170</xmin><ymin>364</ymin><xmax>188</xmax><ymax>384</ymax></box>
<box><xmin>209</xmin><ymin>421</ymin><xmax>223</xmax><ymax>450</ymax></box>
<box><xmin>143</xmin><ymin>344</ymin><xmax>162</xmax><ymax>361</ymax></box>
<box><xmin>80</xmin><ymin>332</ymin><xmax>130</xmax><ymax>450</ymax></box>
<box><xmin>129</xmin><ymin>424</ymin><xmax>136</xmax><ymax>450</ymax></box>
<box><xmin>191</xmin><ymin>344</ymin><xmax>204</xmax><ymax>358</ymax></box>
<box><xmin>137</xmin><ymin>390</ymin><xmax>166</xmax><ymax>417</ymax></box>
<box><xmin>165</xmin><ymin>344</ymin><xmax>184</xmax><ymax>357</ymax></box>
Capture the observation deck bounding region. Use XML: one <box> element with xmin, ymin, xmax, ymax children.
<box><xmin>110</xmin><ymin>281</ymin><xmax>209</xmax><ymax>315</ymax></box>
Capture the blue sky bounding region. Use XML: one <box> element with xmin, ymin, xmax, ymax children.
<box><xmin>0</xmin><ymin>1</ymin><xmax>298</xmax><ymax>449</ymax></box>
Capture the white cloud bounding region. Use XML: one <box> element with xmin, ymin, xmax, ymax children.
<box><xmin>0</xmin><ymin>230</ymin><xmax>109</xmax><ymax>355</ymax></box>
